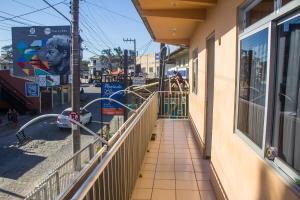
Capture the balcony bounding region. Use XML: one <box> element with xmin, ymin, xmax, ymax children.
<box><xmin>25</xmin><ymin>90</ymin><xmax>216</xmax><ymax>200</ymax></box>
<box><xmin>131</xmin><ymin>119</ymin><xmax>216</xmax><ymax>200</ymax></box>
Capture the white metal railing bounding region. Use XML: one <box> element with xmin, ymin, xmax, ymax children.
<box><xmin>158</xmin><ymin>91</ymin><xmax>189</xmax><ymax>119</ymax></box>
<box><xmin>58</xmin><ymin>92</ymin><xmax>158</xmax><ymax>200</ymax></box>
<box><xmin>24</xmin><ymin>137</ymin><xmax>103</xmax><ymax>200</ymax></box>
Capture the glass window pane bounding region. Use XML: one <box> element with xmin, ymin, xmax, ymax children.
<box><xmin>273</xmin><ymin>15</ymin><xmax>300</xmax><ymax>173</ymax></box>
<box><xmin>192</xmin><ymin>49</ymin><xmax>198</xmax><ymax>94</ymax></box>
<box><xmin>245</xmin><ymin>0</ymin><xmax>274</xmax><ymax>28</ymax></box>
<box><xmin>237</xmin><ymin>28</ymin><xmax>269</xmax><ymax>147</ymax></box>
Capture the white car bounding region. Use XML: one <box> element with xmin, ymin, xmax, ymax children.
<box><xmin>57</xmin><ymin>108</ymin><xmax>92</xmax><ymax>129</ymax></box>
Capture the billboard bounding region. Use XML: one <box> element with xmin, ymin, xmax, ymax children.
<box><xmin>101</xmin><ymin>82</ymin><xmax>124</xmax><ymax>115</ymax></box>
<box><xmin>12</xmin><ymin>26</ymin><xmax>71</xmax><ymax>85</ymax></box>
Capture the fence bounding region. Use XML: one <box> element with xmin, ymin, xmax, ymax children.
<box><xmin>24</xmin><ymin>138</ymin><xmax>103</xmax><ymax>200</ymax></box>
<box><xmin>158</xmin><ymin>91</ymin><xmax>189</xmax><ymax>119</ymax></box>
<box><xmin>58</xmin><ymin>92</ymin><xmax>158</xmax><ymax>200</ymax></box>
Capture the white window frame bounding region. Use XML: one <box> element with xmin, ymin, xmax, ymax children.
<box><xmin>236</xmin><ymin>0</ymin><xmax>300</xmax><ymax>189</ymax></box>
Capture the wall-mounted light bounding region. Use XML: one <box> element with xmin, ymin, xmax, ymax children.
<box><xmin>169</xmin><ymin>28</ymin><xmax>177</xmax><ymax>36</ymax></box>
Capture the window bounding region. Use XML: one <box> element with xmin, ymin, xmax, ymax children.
<box><xmin>192</xmin><ymin>49</ymin><xmax>198</xmax><ymax>94</ymax></box>
<box><xmin>272</xmin><ymin>14</ymin><xmax>300</xmax><ymax>173</ymax></box>
<box><xmin>244</xmin><ymin>0</ymin><xmax>274</xmax><ymax>28</ymax></box>
<box><xmin>237</xmin><ymin>0</ymin><xmax>300</xmax><ymax>181</ymax></box>
<box><xmin>149</xmin><ymin>67</ymin><xmax>153</xmax><ymax>73</ymax></box>
<box><xmin>237</xmin><ymin>28</ymin><xmax>268</xmax><ymax>147</ymax></box>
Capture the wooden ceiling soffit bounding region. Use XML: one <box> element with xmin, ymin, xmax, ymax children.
<box><xmin>142</xmin><ymin>9</ymin><xmax>206</xmax><ymax>22</ymax></box>
<box><xmin>156</xmin><ymin>39</ymin><xmax>189</xmax><ymax>46</ymax></box>
<box><xmin>178</xmin><ymin>0</ymin><xmax>217</xmax><ymax>6</ymax></box>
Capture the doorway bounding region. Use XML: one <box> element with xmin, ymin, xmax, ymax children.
<box><xmin>204</xmin><ymin>33</ymin><xmax>215</xmax><ymax>158</ymax></box>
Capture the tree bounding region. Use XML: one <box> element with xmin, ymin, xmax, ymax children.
<box><xmin>1</xmin><ymin>45</ymin><xmax>13</xmax><ymax>62</ymax></box>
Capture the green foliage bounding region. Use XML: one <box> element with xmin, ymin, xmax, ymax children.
<box><xmin>1</xmin><ymin>44</ymin><xmax>13</xmax><ymax>61</ymax></box>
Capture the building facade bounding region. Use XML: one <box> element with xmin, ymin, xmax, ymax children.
<box><xmin>136</xmin><ymin>52</ymin><xmax>160</xmax><ymax>78</ymax></box>
<box><xmin>133</xmin><ymin>0</ymin><xmax>300</xmax><ymax>199</ymax></box>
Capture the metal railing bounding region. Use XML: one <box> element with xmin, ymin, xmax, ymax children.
<box><xmin>58</xmin><ymin>92</ymin><xmax>158</xmax><ymax>200</ymax></box>
<box><xmin>158</xmin><ymin>91</ymin><xmax>189</xmax><ymax>119</ymax></box>
<box><xmin>24</xmin><ymin>138</ymin><xmax>103</xmax><ymax>200</ymax></box>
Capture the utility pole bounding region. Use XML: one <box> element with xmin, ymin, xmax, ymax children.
<box><xmin>158</xmin><ymin>43</ymin><xmax>166</xmax><ymax>115</ymax></box>
<box><xmin>123</xmin><ymin>38</ymin><xmax>136</xmax><ymax>72</ymax></box>
<box><xmin>123</xmin><ymin>49</ymin><xmax>128</xmax><ymax>121</ymax></box>
<box><xmin>71</xmin><ymin>0</ymin><xmax>81</xmax><ymax>170</ymax></box>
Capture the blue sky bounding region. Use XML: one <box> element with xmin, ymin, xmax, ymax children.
<box><xmin>0</xmin><ymin>0</ymin><xmax>175</xmax><ymax>60</ymax></box>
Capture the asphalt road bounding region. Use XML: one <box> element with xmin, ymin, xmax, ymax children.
<box><xmin>0</xmin><ymin>85</ymin><xmax>107</xmax><ymax>200</ymax></box>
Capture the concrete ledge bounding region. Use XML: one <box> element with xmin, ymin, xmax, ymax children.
<box><xmin>210</xmin><ymin>162</ymin><xmax>229</xmax><ymax>200</ymax></box>
<box><xmin>188</xmin><ymin>113</ymin><xmax>205</xmax><ymax>156</ymax></box>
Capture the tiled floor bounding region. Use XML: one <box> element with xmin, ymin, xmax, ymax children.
<box><xmin>131</xmin><ymin>119</ymin><xmax>217</xmax><ymax>200</ymax></box>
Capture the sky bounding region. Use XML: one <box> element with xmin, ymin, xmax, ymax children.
<box><xmin>0</xmin><ymin>0</ymin><xmax>177</xmax><ymax>60</ymax></box>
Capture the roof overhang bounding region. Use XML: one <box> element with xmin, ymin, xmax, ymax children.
<box><xmin>132</xmin><ymin>0</ymin><xmax>217</xmax><ymax>46</ymax></box>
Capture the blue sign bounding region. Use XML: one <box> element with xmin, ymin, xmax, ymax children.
<box><xmin>25</xmin><ymin>82</ymin><xmax>40</xmax><ymax>97</ymax></box>
<box><xmin>101</xmin><ymin>82</ymin><xmax>124</xmax><ymax>115</ymax></box>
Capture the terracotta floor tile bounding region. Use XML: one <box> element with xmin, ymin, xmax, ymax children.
<box><xmin>157</xmin><ymin>158</ymin><xmax>174</xmax><ymax>165</ymax></box>
<box><xmin>151</xmin><ymin>189</ymin><xmax>176</xmax><ymax>200</ymax></box>
<box><xmin>175</xmin><ymin>172</ymin><xmax>196</xmax><ymax>180</ymax></box>
<box><xmin>176</xmin><ymin>180</ymin><xmax>198</xmax><ymax>190</ymax></box>
<box><xmin>155</xmin><ymin>172</ymin><xmax>175</xmax><ymax>180</ymax></box>
<box><xmin>131</xmin><ymin>189</ymin><xmax>152</xmax><ymax>200</ymax></box>
<box><xmin>142</xmin><ymin>164</ymin><xmax>156</xmax><ymax>171</ymax></box>
<box><xmin>135</xmin><ymin>178</ymin><xmax>154</xmax><ymax>189</ymax></box>
<box><xmin>156</xmin><ymin>164</ymin><xmax>174</xmax><ymax>172</ymax></box>
<box><xmin>153</xmin><ymin>179</ymin><xmax>175</xmax><ymax>190</ymax></box>
<box><xmin>200</xmin><ymin>190</ymin><xmax>217</xmax><ymax>200</ymax></box>
<box><xmin>175</xmin><ymin>164</ymin><xmax>194</xmax><ymax>172</ymax></box>
<box><xmin>197</xmin><ymin>181</ymin><xmax>213</xmax><ymax>191</ymax></box>
<box><xmin>195</xmin><ymin>172</ymin><xmax>210</xmax><ymax>181</ymax></box>
<box><xmin>144</xmin><ymin>157</ymin><xmax>157</xmax><ymax>164</ymax></box>
<box><xmin>139</xmin><ymin>171</ymin><xmax>155</xmax><ymax>179</ymax></box>
<box><xmin>176</xmin><ymin>190</ymin><xmax>201</xmax><ymax>200</ymax></box>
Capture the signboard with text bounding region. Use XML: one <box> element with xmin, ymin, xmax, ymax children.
<box><xmin>25</xmin><ymin>82</ymin><xmax>40</xmax><ymax>97</ymax></box>
<box><xmin>101</xmin><ymin>82</ymin><xmax>124</xmax><ymax>115</ymax></box>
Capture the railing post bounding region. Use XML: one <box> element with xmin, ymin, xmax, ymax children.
<box><xmin>56</xmin><ymin>171</ymin><xmax>60</xmax><ymax>195</ymax></box>
<box><xmin>89</xmin><ymin>143</ymin><xmax>94</xmax><ymax>160</ymax></box>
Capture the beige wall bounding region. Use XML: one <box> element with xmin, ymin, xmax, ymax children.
<box><xmin>189</xmin><ymin>0</ymin><xmax>300</xmax><ymax>199</ymax></box>
<box><xmin>136</xmin><ymin>53</ymin><xmax>159</xmax><ymax>78</ymax></box>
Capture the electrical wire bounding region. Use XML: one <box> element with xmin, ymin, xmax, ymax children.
<box><xmin>82</xmin><ymin>3</ymin><xmax>117</xmax><ymax>47</ymax></box>
<box><xmin>0</xmin><ymin>10</ymin><xmax>44</xmax><ymax>26</ymax></box>
<box><xmin>11</xmin><ymin>0</ymin><xmax>66</xmax><ymax>21</ymax></box>
<box><xmin>0</xmin><ymin>0</ymin><xmax>67</xmax><ymax>23</ymax></box>
<box><xmin>80</xmin><ymin>14</ymin><xmax>111</xmax><ymax>49</ymax></box>
<box><xmin>85</xmin><ymin>1</ymin><xmax>142</xmax><ymax>24</ymax></box>
<box><xmin>0</xmin><ymin>15</ymin><xmax>30</xmax><ymax>26</ymax></box>
<box><xmin>41</xmin><ymin>0</ymin><xmax>70</xmax><ymax>23</ymax></box>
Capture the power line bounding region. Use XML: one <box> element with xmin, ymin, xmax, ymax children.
<box><xmin>11</xmin><ymin>0</ymin><xmax>66</xmax><ymax>21</ymax></box>
<box><xmin>80</xmin><ymin>10</ymin><xmax>115</xmax><ymax>48</ymax></box>
<box><xmin>0</xmin><ymin>10</ymin><xmax>44</xmax><ymax>26</ymax></box>
<box><xmin>80</xmin><ymin>14</ymin><xmax>111</xmax><ymax>49</ymax></box>
<box><xmin>41</xmin><ymin>0</ymin><xmax>70</xmax><ymax>23</ymax></box>
<box><xmin>84</xmin><ymin>1</ymin><xmax>142</xmax><ymax>24</ymax></box>
<box><xmin>0</xmin><ymin>15</ymin><xmax>30</xmax><ymax>26</ymax></box>
<box><xmin>0</xmin><ymin>0</ymin><xmax>67</xmax><ymax>23</ymax></box>
<box><xmin>83</xmin><ymin>3</ymin><xmax>117</xmax><ymax>47</ymax></box>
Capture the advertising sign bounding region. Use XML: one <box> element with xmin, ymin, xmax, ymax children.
<box><xmin>25</xmin><ymin>82</ymin><xmax>40</xmax><ymax>97</ymax></box>
<box><xmin>101</xmin><ymin>82</ymin><xmax>124</xmax><ymax>115</ymax></box>
<box><xmin>12</xmin><ymin>26</ymin><xmax>71</xmax><ymax>85</ymax></box>
<box><xmin>155</xmin><ymin>53</ymin><xmax>160</xmax><ymax>60</ymax></box>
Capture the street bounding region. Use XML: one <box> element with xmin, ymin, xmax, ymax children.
<box><xmin>0</xmin><ymin>85</ymin><xmax>104</xmax><ymax>200</ymax></box>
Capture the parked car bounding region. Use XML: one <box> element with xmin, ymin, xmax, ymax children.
<box><xmin>57</xmin><ymin>108</ymin><xmax>92</xmax><ymax>129</ymax></box>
